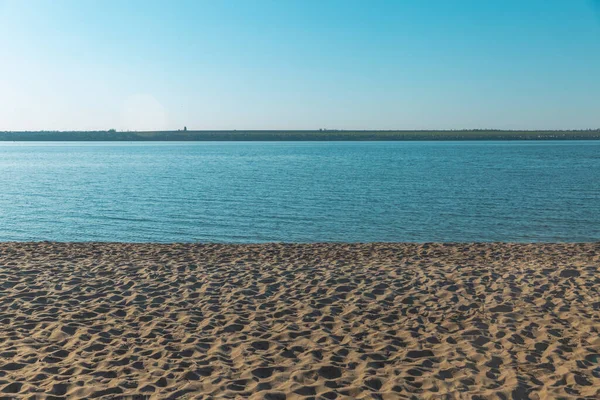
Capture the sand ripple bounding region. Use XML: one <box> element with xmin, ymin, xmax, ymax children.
<box><xmin>0</xmin><ymin>243</ymin><xmax>599</xmax><ymax>399</ymax></box>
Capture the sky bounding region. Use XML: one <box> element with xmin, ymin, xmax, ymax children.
<box><xmin>1</xmin><ymin>0</ymin><xmax>600</xmax><ymax>131</ymax></box>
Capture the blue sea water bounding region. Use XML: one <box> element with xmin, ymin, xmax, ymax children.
<box><xmin>0</xmin><ymin>141</ymin><xmax>598</xmax><ymax>243</ymax></box>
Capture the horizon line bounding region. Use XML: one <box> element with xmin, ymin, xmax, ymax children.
<box><xmin>3</xmin><ymin>128</ymin><xmax>600</xmax><ymax>133</ymax></box>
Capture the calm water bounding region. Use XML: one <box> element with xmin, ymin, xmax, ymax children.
<box><xmin>0</xmin><ymin>141</ymin><xmax>599</xmax><ymax>243</ymax></box>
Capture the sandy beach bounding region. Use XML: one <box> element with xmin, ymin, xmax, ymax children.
<box><xmin>0</xmin><ymin>242</ymin><xmax>598</xmax><ymax>399</ymax></box>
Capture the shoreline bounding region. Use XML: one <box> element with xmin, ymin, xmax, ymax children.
<box><xmin>2</xmin><ymin>129</ymin><xmax>600</xmax><ymax>142</ymax></box>
<box><xmin>3</xmin><ymin>240</ymin><xmax>600</xmax><ymax>244</ymax></box>
<box><xmin>1</xmin><ymin>242</ymin><xmax>599</xmax><ymax>398</ymax></box>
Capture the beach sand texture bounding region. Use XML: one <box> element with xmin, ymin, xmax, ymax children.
<box><xmin>0</xmin><ymin>242</ymin><xmax>599</xmax><ymax>399</ymax></box>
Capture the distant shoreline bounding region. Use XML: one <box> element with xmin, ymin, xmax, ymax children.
<box><xmin>1</xmin><ymin>130</ymin><xmax>600</xmax><ymax>141</ymax></box>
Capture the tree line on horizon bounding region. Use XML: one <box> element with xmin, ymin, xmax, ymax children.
<box><xmin>0</xmin><ymin>129</ymin><xmax>599</xmax><ymax>141</ymax></box>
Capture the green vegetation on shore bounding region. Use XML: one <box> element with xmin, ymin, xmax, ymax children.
<box><xmin>1</xmin><ymin>129</ymin><xmax>599</xmax><ymax>141</ymax></box>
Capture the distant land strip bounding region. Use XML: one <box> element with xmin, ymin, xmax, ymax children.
<box><xmin>1</xmin><ymin>130</ymin><xmax>600</xmax><ymax>141</ymax></box>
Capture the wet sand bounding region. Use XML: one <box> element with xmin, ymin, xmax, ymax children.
<box><xmin>0</xmin><ymin>242</ymin><xmax>599</xmax><ymax>399</ymax></box>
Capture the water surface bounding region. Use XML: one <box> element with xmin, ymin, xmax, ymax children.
<box><xmin>0</xmin><ymin>141</ymin><xmax>598</xmax><ymax>242</ymax></box>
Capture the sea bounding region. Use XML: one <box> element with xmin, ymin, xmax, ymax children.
<box><xmin>1</xmin><ymin>141</ymin><xmax>598</xmax><ymax>243</ymax></box>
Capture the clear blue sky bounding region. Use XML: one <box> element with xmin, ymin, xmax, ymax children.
<box><xmin>1</xmin><ymin>0</ymin><xmax>599</xmax><ymax>131</ymax></box>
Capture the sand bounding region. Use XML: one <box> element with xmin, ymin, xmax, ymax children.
<box><xmin>0</xmin><ymin>242</ymin><xmax>599</xmax><ymax>399</ymax></box>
